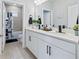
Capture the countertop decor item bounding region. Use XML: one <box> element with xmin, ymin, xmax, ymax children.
<box><xmin>73</xmin><ymin>24</ymin><xmax>79</xmax><ymax>36</ymax></box>
<box><xmin>76</xmin><ymin>16</ymin><xmax>79</xmax><ymax>24</ymax></box>
<box><xmin>58</xmin><ymin>25</ymin><xmax>62</xmax><ymax>33</ymax></box>
<box><xmin>29</xmin><ymin>15</ymin><xmax>33</xmax><ymax>24</ymax></box>
<box><xmin>38</xmin><ymin>16</ymin><xmax>42</xmax><ymax>24</ymax></box>
<box><xmin>38</xmin><ymin>16</ymin><xmax>42</xmax><ymax>29</ymax></box>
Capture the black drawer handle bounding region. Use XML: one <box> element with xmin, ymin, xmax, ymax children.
<box><xmin>29</xmin><ymin>36</ymin><xmax>31</xmax><ymax>41</ymax></box>
<box><xmin>47</xmin><ymin>45</ymin><xmax>48</xmax><ymax>54</ymax></box>
<box><xmin>49</xmin><ymin>46</ymin><xmax>51</xmax><ymax>56</ymax></box>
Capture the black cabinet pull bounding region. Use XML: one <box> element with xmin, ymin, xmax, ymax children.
<box><xmin>29</xmin><ymin>36</ymin><xmax>31</xmax><ymax>41</ymax></box>
<box><xmin>49</xmin><ymin>46</ymin><xmax>51</xmax><ymax>56</ymax></box>
<box><xmin>47</xmin><ymin>45</ymin><xmax>49</xmax><ymax>54</ymax></box>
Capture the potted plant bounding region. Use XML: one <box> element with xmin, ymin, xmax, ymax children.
<box><xmin>73</xmin><ymin>24</ymin><xmax>79</xmax><ymax>36</ymax></box>
<box><xmin>32</xmin><ymin>20</ymin><xmax>37</xmax><ymax>24</ymax></box>
<box><xmin>32</xmin><ymin>20</ymin><xmax>38</xmax><ymax>29</ymax></box>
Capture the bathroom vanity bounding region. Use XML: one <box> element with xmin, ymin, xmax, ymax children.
<box><xmin>26</xmin><ymin>28</ymin><xmax>79</xmax><ymax>59</ymax></box>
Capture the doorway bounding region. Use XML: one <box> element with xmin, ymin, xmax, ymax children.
<box><xmin>43</xmin><ymin>9</ymin><xmax>51</xmax><ymax>26</ymax></box>
<box><xmin>3</xmin><ymin>2</ymin><xmax>23</xmax><ymax>44</ymax></box>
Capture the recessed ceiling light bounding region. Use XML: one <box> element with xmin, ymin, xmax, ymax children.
<box><xmin>34</xmin><ymin>0</ymin><xmax>37</xmax><ymax>4</ymax></box>
<box><xmin>34</xmin><ymin>0</ymin><xmax>48</xmax><ymax>6</ymax></box>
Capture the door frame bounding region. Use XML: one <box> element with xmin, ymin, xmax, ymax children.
<box><xmin>2</xmin><ymin>0</ymin><xmax>25</xmax><ymax>48</ymax></box>
<box><xmin>42</xmin><ymin>8</ymin><xmax>52</xmax><ymax>26</ymax></box>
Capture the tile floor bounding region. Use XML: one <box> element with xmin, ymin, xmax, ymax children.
<box><xmin>0</xmin><ymin>42</ymin><xmax>37</xmax><ymax>59</ymax></box>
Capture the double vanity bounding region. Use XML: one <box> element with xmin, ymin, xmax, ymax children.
<box><xmin>26</xmin><ymin>28</ymin><xmax>79</xmax><ymax>59</ymax></box>
<box><xmin>25</xmin><ymin>1</ymin><xmax>79</xmax><ymax>59</ymax></box>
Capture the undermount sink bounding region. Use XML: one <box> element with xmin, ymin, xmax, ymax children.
<box><xmin>41</xmin><ymin>27</ymin><xmax>67</xmax><ymax>34</ymax></box>
<box><xmin>47</xmin><ymin>30</ymin><xmax>66</xmax><ymax>34</ymax></box>
<box><xmin>41</xmin><ymin>28</ymin><xmax>52</xmax><ymax>31</ymax></box>
<box><xmin>42</xmin><ymin>29</ymin><xmax>52</xmax><ymax>31</ymax></box>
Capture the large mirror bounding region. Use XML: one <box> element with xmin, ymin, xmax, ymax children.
<box><xmin>34</xmin><ymin>0</ymin><xmax>79</xmax><ymax>28</ymax></box>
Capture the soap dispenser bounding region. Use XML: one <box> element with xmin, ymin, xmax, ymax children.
<box><xmin>29</xmin><ymin>15</ymin><xmax>33</xmax><ymax>24</ymax></box>
<box><xmin>38</xmin><ymin>16</ymin><xmax>42</xmax><ymax>29</ymax></box>
<box><xmin>58</xmin><ymin>25</ymin><xmax>62</xmax><ymax>33</ymax></box>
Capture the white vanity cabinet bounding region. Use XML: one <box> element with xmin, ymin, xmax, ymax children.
<box><xmin>50</xmin><ymin>46</ymin><xmax>75</xmax><ymax>59</ymax></box>
<box><xmin>37</xmin><ymin>36</ymin><xmax>75</xmax><ymax>59</ymax></box>
<box><xmin>26</xmin><ymin>30</ymin><xmax>39</xmax><ymax>57</ymax></box>
<box><xmin>30</xmin><ymin>36</ymin><xmax>39</xmax><ymax>57</ymax></box>
<box><xmin>26</xmin><ymin>30</ymin><xmax>77</xmax><ymax>59</ymax></box>
<box><xmin>38</xmin><ymin>39</ymin><xmax>50</xmax><ymax>59</ymax></box>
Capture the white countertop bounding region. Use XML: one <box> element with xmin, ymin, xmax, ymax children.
<box><xmin>26</xmin><ymin>28</ymin><xmax>79</xmax><ymax>44</ymax></box>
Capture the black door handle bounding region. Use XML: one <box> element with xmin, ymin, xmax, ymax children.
<box><xmin>29</xmin><ymin>36</ymin><xmax>31</xmax><ymax>41</ymax></box>
<box><xmin>47</xmin><ymin>45</ymin><xmax>49</xmax><ymax>54</ymax></box>
<box><xmin>49</xmin><ymin>46</ymin><xmax>51</xmax><ymax>56</ymax></box>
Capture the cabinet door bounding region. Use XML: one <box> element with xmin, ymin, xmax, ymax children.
<box><xmin>77</xmin><ymin>44</ymin><xmax>79</xmax><ymax>59</ymax></box>
<box><xmin>30</xmin><ymin>36</ymin><xmax>39</xmax><ymax>57</ymax></box>
<box><xmin>26</xmin><ymin>30</ymin><xmax>32</xmax><ymax>51</ymax></box>
<box><xmin>0</xmin><ymin>37</ymin><xmax>2</xmax><ymax>54</ymax></box>
<box><xmin>38</xmin><ymin>39</ymin><xmax>49</xmax><ymax>59</ymax></box>
<box><xmin>50</xmin><ymin>46</ymin><xmax>75</xmax><ymax>59</ymax></box>
<box><xmin>26</xmin><ymin>31</ymin><xmax>39</xmax><ymax>57</ymax></box>
<box><xmin>26</xmin><ymin>30</ymin><xmax>29</xmax><ymax>47</ymax></box>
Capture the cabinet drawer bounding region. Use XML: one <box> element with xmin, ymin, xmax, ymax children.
<box><xmin>50</xmin><ymin>38</ymin><xmax>76</xmax><ymax>54</ymax></box>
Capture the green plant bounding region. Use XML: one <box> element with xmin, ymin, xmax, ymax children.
<box><xmin>32</xmin><ymin>20</ymin><xmax>38</xmax><ymax>24</ymax></box>
<box><xmin>32</xmin><ymin>20</ymin><xmax>41</xmax><ymax>24</ymax></box>
<box><xmin>37</xmin><ymin>20</ymin><xmax>42</xmax><ymax>24</ymax></box>
<box><xmin>73</xmin><ymin>24</ymin><xmax>79</xmax><ymax>31</ymax></box>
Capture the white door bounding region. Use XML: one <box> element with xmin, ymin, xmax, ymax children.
<box><xmin>68</xmin><ymin>4</ymin><xmax>78</xmax><ymax>28</ymax></box>
<box><xmin>43</xmin><ymin>10</ymin><xmax>51</xmax><ymax>26</ymax></box>
<box><xmin>50</xmin><ymin>46</ymin><xmax>75</xmax><ymax>59</ymax></box>
<box><xmin>38</xmin><ymin>39</ymin><xmax>49</xmax><ymax>59</ymax></box>
<box><xmin>2</xmin><ymin>2</ymin><xmax>7</xmax><ymax>52</ymax></box>
<box><xmin>0</xmin><ymin>1</ymin><xmax>3</xmax><ymax>54</ymax></box>
<box><xmin>0</xmin><ymin>1</ymin><xmax>3</xmax><ymax>35</ymax></box>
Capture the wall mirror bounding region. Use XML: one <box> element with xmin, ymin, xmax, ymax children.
<box><xmin>34</xmin><ymin>0</ymin><xmax>79</xmax><ymax>28</ymax></box>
